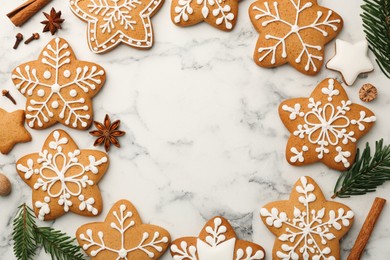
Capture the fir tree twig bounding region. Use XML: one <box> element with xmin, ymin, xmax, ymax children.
<box><xmin>361</xmin><ymin>0</ymin><xmax>390</xmax><ymax>78</ymax></box>
<box><xmin>333</xmin><ymin>139</ymin><xmax>390</xmax><ymax>198</ymax></box>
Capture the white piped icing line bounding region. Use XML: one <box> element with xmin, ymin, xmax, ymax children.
<box><xmin>11</xmin><ymin>38</ymin><xmax>105</xmax><ymax>129</ymax></box>
<box><xmin>173</xmin><ymin>0</ymin><xmax>236</xmax><ymax>30</ymax></box>
<box><xmin>79</xmin><ymin>202</ymin><xmax>169</xmax><ymax>259</ymax></box>
<box><xmin>251</xmin><ymin>0</ymin><xmax>342</xmax><ymax>73</ymax></box>
<box><xmin>260</xmin><ymin>176</ymin><xmax>354</xmax><ymax>260</ymax></box>
<box><xmin>282</xmin><ymin>79</ymin><xmax>376</xmax><ymax>168</ymax></box>
<box><xmin>69</xmin><ymin>0</ymin><xmax>163</xmax><ymax>53</ymax></box>
<box><xmin>171</xmin><ymin>217</ymin><xmax>265</xmax><ymax>260</ymax></box>
<box><xmin>16</xmin><ymin>130</ymin><xmax>108</xmax><ymax>220</ymax></box>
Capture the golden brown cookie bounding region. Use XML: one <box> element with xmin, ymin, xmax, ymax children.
<box><xmin>260</xmin><ymin>176</ymin><xmax>354</xmax><ymax>260</ymax></box>
<box><xmin>0</xmin><ymin>108</ymin><xmax>31</xmax><ymax>154</ymax></box>
<box><xmin>11</xmin><ymin>37</ymin><xmax>106</xmax><ymax>130</ymax></box>
<box><xmin>249</xmin><ymin>0</ymin><xmax>343</xmax><ymax>75</ymax></box>
<box><xmin>279</xmin><ymin>78</ymin><xmax>376</xmax><ymax>171</ymax></box>
<box><xmin>170</xmin><ymin>216</ymin><xmax>265</xmax><ymax>259</ymax></box>
<box><xmin>171</xmin><ymin>0</ymin><xmax>238</xmax><ymax>31</ymax></box>
<box><xmin>16</xmin><ymin>129</ymin><xmax>109</xmax><ymax>220</ymax></box>
<box><xmin>77</xmin><ymin>199</ymin><xmax>171</xmax><ymax>259</ymax></box>
<box><xmin>69</xmin><ymin>0</ymin><xmax>164</xmax><ymax>53</ymax></box>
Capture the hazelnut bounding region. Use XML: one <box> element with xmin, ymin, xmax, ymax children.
<box><xmin>0</xmin><ymin>173</ymin><xmax>12</xmax><ymax>196</ymax></box>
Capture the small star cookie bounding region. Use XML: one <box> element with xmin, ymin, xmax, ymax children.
<box><xmin>0</xmin><ymin>108</ymin><xmax>31</xmax><ymax>154</ymax></box>
<box><xmin>260</xmin><ymin>176</ymin><xmax>354</xmax><ymax>260</ymax></box>
<box><xmin>170</xmin><ymin>216</ymin><xmax>266</xmax><ymax>260</ymax></box>
<box><xmin>77</xmin><ymin>199</ymin><xmax>171</xmax><ymax>259</ymax></box>
<box><xmin>171</xmin><ymin>0</ymin><xmax>238</xmax><ymax>31</ymax></box>
<box><xmin>279</xmin><ymin>78</ymin><xmax>376</xmax><ymax>170</ymax></box>
<box><xmin>69</xmin><ymin>0</ymin><xmax>164</xmax><ymax>53</ymax></box>
<box><xmin>327</xmin><ymin>40</ymin><xmax>374</xmax><ymax>86</ymax></box>
<box><xmin>16</xmin><ymin>130</ymin><xmax>109</xmax><ymax>220</ymax></box>
<box><xmin>11</xmin><ymin>38</ymin><xmax>106</xmax><ymax>130</ymax></box>
<box><xmin>249</xmin><ymin>0</ymin><xmax>343</xmax><ymax>75</ymax></box>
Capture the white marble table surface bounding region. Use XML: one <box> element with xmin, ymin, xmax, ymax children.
<box><xmin>0</xmin><ymin>0</ymin><xmax>389</xmax><ymax>259</ymax></box>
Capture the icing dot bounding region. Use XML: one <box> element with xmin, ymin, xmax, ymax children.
<box><xmin>119</xmin><ymin>35</ymin><xmax>124</xmax><ymax>39</ymax></box>
<box><xmin>111</xmin><ymin>39</ymin><xmax>115</xmax><ymax>43</ymax></box>
<box><xmin>37</xmin><ymin>89</ymin><xmax>45</xmax><ymax>97</ymax></box>
<box><xmin>63</xmin><ymin>70</ymin><xmax>71</xmax><ymax>78</ymax></box>
<box><xmin>51</xmin><ymin>101</ymin><xmax>59</xmax><ymax>109</ymax></box>
<box><xmin>118</xmin><ymin>249</ymin><xmax>127</xmax><ymax>258</ymax></box>
<box><xmin>70</xmin><ymin>89</ymin><xmax>77</xmax><ymax>97</ymax></box>
<box><xmin>52</xmin><ymin>83</ymin><xmax>61</xmax><ymax>93</ymax></box>
<box><xmin>43</xmin><ymin>70</ymin><xmax>51</xmax><ymax>79</ymax></box>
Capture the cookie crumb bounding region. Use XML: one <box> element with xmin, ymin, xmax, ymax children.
<box><xmin>359</xmin><ymin>83</ymin><xmax>377</xmax><ymax>102</ymax></box>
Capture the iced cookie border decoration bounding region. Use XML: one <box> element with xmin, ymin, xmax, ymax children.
<box><xmin>170</xmin><ymin>216</ymin><xmax>265</xmax><ymax>260</ymax></box>
<box><xmin>171</xmin><ymin>0</ymin><xmax>238</xmax><ymax>31</ymax></box>
<box><xmin>11</xmin><ymin>38</ymin><xmax>106</xmax><ymax>130</ymax></box>
<box><xmin>279</xmin><ymin>78</ymin><xmax>376</xmax><ymax>171</ymax></box>
<box><xmin>69</xmin><ymin>0</ymin><xmax>164</xmax><ymax>53</ymax></box>
<box><xmin>16</xmin><ymin>130</ymin><xmax>109</xmax><ymax>221</ymax></box>
<box><xmin>249</xmin><ymin>0</ymin><xmax>343</xmax><ymax>75</ymax></box>
<box><xmin>260</xmin><ymin>176</ymin><xmax>354</xmax><ymax>260</ymax></box>
<box><xmin>77</xmin><ymin>199</ymin><xmax>171</xmax><ymax>259</ymax></box>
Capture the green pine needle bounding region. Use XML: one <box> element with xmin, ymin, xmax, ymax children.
<box><xmin>333</xmin><ymin>139</ymin><xmax>390</xmax><ymax>198</ymax></box>
<box><xmin>12</xmin><ymin>204</ymin><xmax>38</xmax><ymax>260</ymax></box>
<box><xmin>12</xmin><ymin>204</ymin><xmax>85</xmax><ymax>260</ymax></box>
<box><xmin>361</xmin><ymin>0</ymin><xmax>390</xmax><ymax>78</ymax></box>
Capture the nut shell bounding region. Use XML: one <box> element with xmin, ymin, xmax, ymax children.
<box><xmin>0</xmin><ymin>173</ymin><xmax>12</xmax><ymax>196</ymax></box>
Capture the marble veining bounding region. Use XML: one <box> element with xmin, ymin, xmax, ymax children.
<box><xmin>0</xmin><ymin>0</ymin><xmax>389</xmax><ymax>259</ymax></box>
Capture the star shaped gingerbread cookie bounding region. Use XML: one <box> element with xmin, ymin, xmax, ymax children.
<box><xmin>11</xmin><ymin>38</ymin><xmax>106</xmax><ymax>130</ymax></box>
<box><xmin>170</xmin><ymin>216</ymin><xmax>266</xmax><ymax>259</ymax></box>
<box><xmin>249</xmin><ymin>0</ymin><xmax>343</xmax><ymax>75</ymax></box>
<box><xmin>69</xmin><ymin>0</ymin><xmax>164</xmax><ymax>53</ymax></box>
<box><xmin>0</xmin><ymin>108</ymin><xmax>31</xmax><ymax>154</ymax></box>
<box><xmin>260</xmin><ymin>176</ymin><xmax>354</xmax><ymax>260</ymax></box>
<box><xmin>16</xmin><ymin>130</ymin><xmax>109</xmax><ymax>220</ymax></box>
<box><xmin>279</xmin><ymin>78</ymin><xmax>376</xmax><ymax>170</ymax></box>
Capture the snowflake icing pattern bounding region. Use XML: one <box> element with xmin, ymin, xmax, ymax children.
<box><xmin>279</xmin><ymin>78</ymin><xmax>376</xmax><ymax>170</ymax></box>
<box><xmin>11</xmin><ymin>38</ymin><xmax>106</xmax><ymax>129</ymax></box>
<box><xmin>77</xmin><ymin>200</ymin><xmax>170</xmax><ymax>259</ymax></box>
<box><xmin>170</xmin><ymin>216</ymin><xmax>265</xmax><ymax>260</ymax></box>
<box><xmin>249</xmin><ymin>0</ymin><xmax>343</xmax><ymax>74</ymax></box>
<box><xmin>70</xmin><ymin>0</ymin><xmax>164</xmax><ymax>53</ymax></box>
<box><xmin>260</xmin><ymin>176</ymin><xmax>354</xmax><ymax>260</ymax></box>
<box><xmin>16</xmin><ymin>130</ymin><xmax>109</xmax><ymax>220</ymax></box>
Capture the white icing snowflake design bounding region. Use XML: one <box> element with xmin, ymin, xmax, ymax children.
<box><xmin>16</xmin><ymin>130</ymin><xmax>108</xmax><ymax>220</ymax></box>
<box><xmin>260</xmin><ymin>176</ymin><xmax>354</xmax><ymax>260</ymax></box>
<box><xmin>249</xmin><ymin>0</ymin><xmax>343</xmax><ymax>74</ymax></box>
<box><xmin>171</xmin><ymin>217</ymin><xmax>265</xmax><ymax>260</ymax></box>
<box><xmin>172</xmin><ymin>0</ymin><xmax>237</xmax><ymax>30</ymax></box>
<box><xmin>280</xmin><ymin>78</ymin><xmax>376</xmax><ymax>169</ymax></box>
<box><xmin>70</xmin><ymin>0</ymin><xmax>163</xmax><ymax>53</ymax></box>
<box><xmin>11</xmin><ymin>38</ymin><xmax>106</xmax><ymax>129</ymax></box>
<box><xmin>78</xmin><ymin>200</ymin><xmax>170</xmax><ymax>259</ymax></box>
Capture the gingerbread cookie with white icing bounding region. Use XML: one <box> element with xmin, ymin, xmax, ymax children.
<box><xmin>16</xmin><ymin>129</ymin><xmax>109</xmax><ymax>221</ymax></box>
<box><xmin>171</xmin><ymin>0</ymin><xmax>238</xmax><ymax>31</ymax></box>
<box><xmin>77</xmin><ymin>199</ymin><xmax>171</xmax><ymax>259</ymax></box>
<box><xmin>249</xmin><ymin>0</ymin><xmax>343</xmax><ymax>75</ymax></box>
<box><xmin>279</xmin><ymin>78</ymin><xmax>376</xmax><ymax>171</ymax></box>
<box><xmin>260</xmin><ymin>176</ymin><xmax>354</xmax><ymax>260</ymax></box>
<box><xmin>170</xmin><ymin>216</ymin><xmax>266</xmax><ymax>259</ymax></box>
<box><xmin>11</xmin><ymin>38</ymin><xmax>106</xmax><ymax>130</ymax></box>
<box><xmin>70</xmin><ymin>0</ymin><xmax>164</xmax><ymax>53</ymax></box>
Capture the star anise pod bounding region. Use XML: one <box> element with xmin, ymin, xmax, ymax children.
<box><xmin>90</xmin><ymin>114</ymin><xmax>126</xmax><ymax>152</ymax></box>
<box><xmin>41</xmin><ymin>8</ymin><xmax>65</xmax><ymax>35</ymax></box>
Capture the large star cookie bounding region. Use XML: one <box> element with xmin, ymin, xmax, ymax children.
<box><xmin>260</xmin><ymin>176</ymin><xmax>354</xmax><ymax>260</ymax></box>
<box><xmin>0</xmin><ymin>108</ymin><xmax>31</xmax><ymax>154</ymax></box>
<box><xmin>170</xmin><ymin>216</ymin><xmax>266</xmax><ymax>259</ymax></box>
<box><xmin>171</xmin><ymin>0</ymin><xmax>238</xmax><ymax>31</ymax></box>
<box><xmin>279</xmin><ymin>78</ymin><xmax>376</xmax><ymax>170</ymax></box>
<box><xmin>249</xmin><ymin>0</ymin><xmax>343</xmax><ymax>75</ymax></box>
<box><xmin>70</xmin><ymin>0</ymin><xmax>164</xmax><ymax>53</ymax></box>
<box><xmin>16</xmin><ymin>130</ymin><xmax>109</xmax><ymax>220</ymax></box>
<box><xmin>77</xmin><ymin>199</ymin><xmax>171</xmax><ymax>259</ymax></box>
<box><xmin>11</xmin><ymin>38</ymin><xmax>106</xmax><ymax>130</ymax></box>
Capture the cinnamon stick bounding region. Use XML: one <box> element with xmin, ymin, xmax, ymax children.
<box><xmin>7</xmin><ymin>0</ymin><xmax>52</xmax><ymax>27</ymax></box>
<box><xmin>347</xmin><ymin>197</ymin><xmax>386</xmax><ymax>260</ymax></box>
